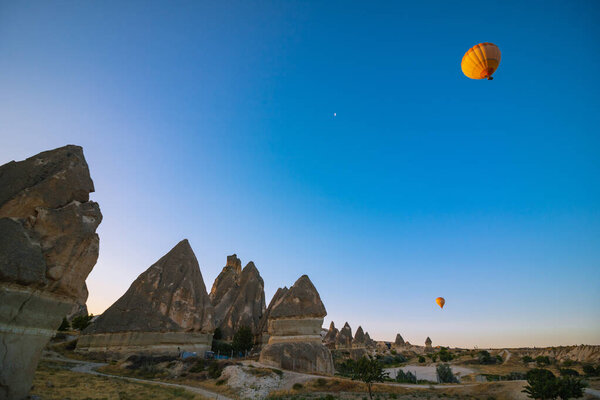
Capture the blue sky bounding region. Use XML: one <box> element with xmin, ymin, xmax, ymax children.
<box><xmin>1</xmin><ymin>1</ymin><xmax>599</xmax><ymax>347</ymax></box>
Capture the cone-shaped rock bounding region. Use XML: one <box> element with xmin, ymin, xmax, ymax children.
<box><xmin>354</xmin><ymin>326</ymin><xmax>365</xmax><ymax>347</ymax></box>
<box><xmin>217</xmin><ymin>261</ymin><xmax>266</xmax><ymax>339</ymax></box>
<box><xmin>365</xmin><ymin>332</ymin><xmax>375</xmax><ymax>348</ymax></box>
<box><xmin>77</xmin><ymin>240</ymin><xmax>214</xmax><ymax>357</ymax></box>
<box><xmin>0</xmin><ymin>145</ymin><xmax>102</xmax><ymax>400</ymax></box>
<box><xmin>259</xmin><ymin>275</ymin><xmax>334</xmax><ymax>374</ymax></box>
<box><xmin>210</xmin><ymin>254</ymin><xmax>242</xmax><ymax>328</ymax></box>
<box><xmin>336</xmin><ymin>322</ymin><xmax>353</xmax><ymax>348</ymax></box>
<box><xmin>324</xmin><ymin>321</ymin><xmax>338</xmax><ymax>349</ymax></box>
<box><xmin>425</xmin><ymin>336</ymin><xmax>433</xmax><ymax>352</ymax></box>
<box><xmin>395</xmin><ymin>333</ymin><xmax>405</xmax><ymax>347</ymax></box>
<box><xmin>256</xmin><ymin>286</ymin><xmax>288</xmax><ymax>345</ymax></box>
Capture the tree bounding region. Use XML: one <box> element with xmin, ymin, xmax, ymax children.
<box><xmin>436</xmin><ymin>364</ymin><xmax>458</xmax><ymax>383</ymax></box>
<box><xmin>71</xmin><ymin>314</ymin><xmax>93</xmax><ymax>330</ymax></box>
<box><xmin>522</xmin><ymin>355</ymin><xmax>534</xmax><ymax>363</ymax></box>
<box><xmin>232</xmin><ymin>326</ymin><xmax>253</xmax><ymax>354</ymax></box>
<box><xmin>523</xmin><ymin>369</ymin><xmax>558</xmax><ymax>400</ymax></box>
<box><xmin>213</xmin><ymin>327</ymin><xmax>223</xmax><ymax>340</ymax></box>
<box><xmin>395</xmin><ymin>369</ymin><xmax>417</xmax><ymax>384</ymax></box>
<box><xmin>58</xmin><ymin>317</ymin><xmax>70</xmax><ymax>331</ymax></box>
<box><xmin>556</xmin><ymin>376</ymin><xmax>586</xmax><ymax>400</ymax></box>
<box><xmin>350</xmin><ymin>356</ymin><xmax>389</xmax><ymax>400</ymax></box>
<box><xmin>439</xmin><ymin>347</ymin><xmax>453</xmax><ymax>362</ymax></box>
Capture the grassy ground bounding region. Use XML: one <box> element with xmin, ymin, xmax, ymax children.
<box><xmin>32</xmin><ymin>360</ymin><xmax>207</xmax><ymax>400</ymax></box>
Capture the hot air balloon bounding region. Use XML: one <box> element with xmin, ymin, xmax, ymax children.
<box><xmin>436</xmin><ymin>297</ymin><xmax>445</xmax><ymax>309</ymax></box>
<box><xmin>461</xmin><ymin>43</ymin><xmax>501</xmax><ymax>80</ymax></box>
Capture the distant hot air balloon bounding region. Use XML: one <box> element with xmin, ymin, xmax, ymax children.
<box><xmin>436</xmin><ymin>297</ymin><xmax>445</xmax><ymax>309</ymax></box>
<box><xmin>461</xmin><ymin>43</ymin><xmax>501</xmax><ymax>80</ymax></box>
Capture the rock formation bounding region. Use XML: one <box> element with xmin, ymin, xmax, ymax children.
<box><xmin>210</xmin><ymin>256</ymin><xmax>266</xmax><ymax>340</ymax></box>
<box><xmin>336</xmin><ymin>322</ymin><xmax>353</xmax><ymax>348</ymax></box>
<box><xmin>259</xmin><ymin>275</ymin><xmax>334</xmax><ymax>374</ymax></box>
<box><xmin>77</xmin><ymin>239</ymin><xmax>214</xmax><ymax>357</ymax></box>
<box><xmin>0</xmin><ymin>145</ymin><xmax>102</xmax><ymax>400</ymax></box>
<box><xmin>256</xmin><ymin>286</ymin><xmax>288</xmax><ymax>345</ymax></box>
<box><xmin>353</xmin><ymin>326</ymin><xmax>365</xmax><ymax>347</ymax></box>
<box><xmin>425</xmin><ymin>336</ymin><xmax>433</xmax><ymax>352</ymax></box>
<box><xmin>364</xmin><ymin>332</ymin><xmax>375</xmax><ymax>348</ymax></box>
<box><xmin>324</xmin><ymin>321</ymin><xmax>338</xmax><ymax>349</ymax></box>
<box><xmin>394</xmin><ymin>333</ymin><xmax>405</xmax><ymax>347</ymax></box>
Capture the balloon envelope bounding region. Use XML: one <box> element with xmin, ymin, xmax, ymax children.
<box><xmin>436</xmin><ymin>297</ymin><xmax>445</xmax><ymax>309</ymax></box>
<box><xmin>461</xmin><ymin>43</ymin><xmax>501</xmax><ymax>80</ymax></box>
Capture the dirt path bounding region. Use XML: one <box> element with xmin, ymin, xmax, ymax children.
<box><xmin>586</xmin><ymin>388</ymin><xmax>600</xmax><ymax>398</ymax></box>
<box><xmin>42</xmin><ymin>353</ymin><xmax>235</xmax><ymax>400</ymax></box>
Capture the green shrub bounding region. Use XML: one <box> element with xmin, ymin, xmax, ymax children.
<box><xmin>583</xmin><ymin>364</ymin><xmax>599</xmax><ymax>377</ymax></box>
<box><xmin>58</xmin><ymin>317</ymin><xmax>70</xmax><ymax>331</ymax></box>
<box><xmin>395</xmin><ymin>370</ymin><xmax>417</xmax><ymax>384</ymax></box>
<box><xmin>71</xmin><ymin>314</ymin><xmax>93</xmax><ymax>330</ymax></box>
<box><xmin>436</xmin><ymin>364</ymin><xmax>458</xmax><ymax>383</ymax></box>
<box><xmin>213</xmin><ymin>327</ymin><xmax>223</xmax><ymax>340</ymax></box>
<box><xmin>292</xmin><ymin>383</ymin><xmax>303</xmax><ymax>390</ymax></box>
<box><xmin>535</xmin><ymin>356</ymin><xmax>552</xmax><ymax>367</ymax></box>
<box><xmin>190</xmin><ymin>360</ymin><xmax>206</xmax><ymax>373</ymax></box>
<box><xmin>522</xmin><ymin>355</ymin><xmax>533</xmax><ymax>363</ymax></box>
<box><xmin>208</xmin><ymin>362</ymin><xmax>223</xmax><ymax>379</ymax></box>
<box><xmin>216</xmin><ymin>379</ymin><xmax>226</xmax><ymax>386</ymax></box>
<box><xmin>523</xmin><ymin>369</ymin><xmax>587</xmax><ymax>400</ymax></box>
<box><xmin>232</xmin><ymin>325</ymin><xmax>254</xmax><ymax>354</ymax></box>
<box><xmin>559</xmin><ymin>368</ymin><xmax>579</xmax><ymax>377</ymax></box>
<box><xmin>418</xmin><ymin>356</ymin><xmax>425</xmax><ymax>363</ymax></box>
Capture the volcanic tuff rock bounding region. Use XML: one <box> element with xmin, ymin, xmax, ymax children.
<box><xmin>210</xmin><ymin>255</ymin><xmax>266</xmax><ymax>340</ymax></box>
<box><xmin>395</xmin><ymin>333</ymin><xmax>405</xmax><ymax>347</ymax></box>
<box><xmin>364</xmin><ymin>332</ymin><xmax>375</xmax><ymax>348</ymax></box>
<box><xmin>77</xmin><ymin>240</ymin><xmax>214</xmax><ymax>356</ymax></box>
<box><xmin>336</xmin><ymin>322</ymin><xmax>353</xmax><ymax>348</ymax></box>
<box><xmin>324</xmin><ymin>321</ymin><xmax>338</xmax><ymax>349</ymax></box>
<box><xmin>256</xmin><ymin>286</ymin><xmax>288</xmax><ymax>345</ymax></box>
<box><xmin>0</xmin><ymin>145</ymin><xmax>102</xmax><ymax>400</ymax></box>
<box><xmin>353</xmin><ymin>326</ymin><xmax>365</xmax><ymax>347</ymax></box>
<box><xmin>259</xmin><ymin>275</ymin><xmax>334</xmax><ymax>374</ymax></box>
<box><xmin>425</xmin><ymin>336</ymin><xmax>433</xmax><ymax>352</ymax></box>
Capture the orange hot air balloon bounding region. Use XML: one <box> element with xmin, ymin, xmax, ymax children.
<box><xmin>461</xmin><ymin>43</ymin><xmax>501</xmax><ymax>80</ymax></box>
<box><xmin>436</xmin><ymin>297</ymin><xmax>445</xmax><ymax>309</ymax></box>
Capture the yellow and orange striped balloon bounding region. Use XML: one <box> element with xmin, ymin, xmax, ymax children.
<box><xmin>461</xmin><ymin>43</ymin><xmax>501</xmax><ymax>80</ymax></box>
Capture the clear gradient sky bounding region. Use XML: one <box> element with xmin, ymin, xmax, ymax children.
<box><xmin>1</xmin><ymin>1</ymin><xmax>599</xmax><ymax>348</ymax></box>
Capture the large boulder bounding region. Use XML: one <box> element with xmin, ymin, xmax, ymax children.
<box><xmin>210</xmin><ymin>257</ymin><xmax>266</xmax><ymax>340</ymax></box>
<box><xmin>77</xmin><ymin>239</ymin><xmax>214</xmax><ymax>357</ymax></box>
<box><xmin>0</xmin><ymin>145</ymin><xmax>102</xmax><ymax>400</ymax></box>
<box><xmin>336</xmin><ymin>322</ymin><xmax>353</xmax><ymax>349</ymax></box>
<box><xmin>259</xmin><ymin>275</ymin><xmax>334</xmax><ymax>375</ymax></box>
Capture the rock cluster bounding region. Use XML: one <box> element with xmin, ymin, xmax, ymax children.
<box><xmin>425</xmin><ymin>336</ymin><xmax>433</xmax><ymax>352</ymax></box>
<box><xmin>77</xmin><ymin>239</ymin><xmax>214</xmax><ymax>357</ymax></box>
<box><xmin>336</xmin><ymin>322</ymin><xmax>353</xmax><ymax>348</ymax></box>
<box><xmin>259</xmin><ymin>275</ymin><xmax>334</xmax><ymax>374</ymax></box>
<box><xmin>210</xmin><ymin>255</ymin><xmax>266</xmax><ymax>340</ymax></box>
<box><xmin>0</xmin><ymin>145</ymin><xmax>102</xmax><ymax>399</ymax></box>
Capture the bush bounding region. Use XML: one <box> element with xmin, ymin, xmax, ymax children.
<box><xmin>190</xmin><ymin>360</ymin><xmax>206</xmax><ymax>373</ymax></box>
<box><xmin>211</xmin><ymin>340</ymin><xmax>233</xmax><ymax>355</ymax></box>
<box><xmin>439</xmin><ymin>347</ymin><xmax>453</xmax><ymax>362</ymax></box>
<box><xmin>523</xmin><ymin>369</ymin><xmax>557</xmax><ymax>400</ymax></box>
<box><xmin>213</xmin><ymin>327</ymin><xmax>223</xmax><ymax>341</ymax></box>
<box><xmin>395</xmin><ymin>370</ymin><xmax>417</xmax><ymax>384</ymax></box>
<box><xmin>232</xmin><ymin>325</ymin><xmax>254</xmax><ymax>354</ymax></box>
<box><xmin>583</xmin><ymin>364</ymin><xmax>599</xmax><ymax>377</ymax></box>
<box><xmin>559</xmin><ymin>368</ymin><xmax>579</xmax><ymax>377</ymax></box>
<box><xmin>418</xmin><ymin>356</ymin><xmax>425</xmax><ymax>363</ymax></box>
<box><xmin>522</xmin><ymin>355</ymin><xmax>533</xmax><ymax>363</ymax></box>
<box><xmin>535</xmin><ymin>356</ymin><xmax>552</xmax><ymax>367</ymax></box>
<box><xmin>71</xmin><ymin>314</ymin><xmax>93</xmax><ymax>330</ymax></box>
<box><xmin>556</xmin><ymin>376</ymin><xmax>587</xmax><ymax>400</ymax></box>
<box><xmin>436</xmin><ymin>364</ymin><xmax>458</xmax><ymax>383</ymax></box>
<box><xmin>58</xmin><ymin>317</ymin><xmax>70</xmax><ymax>331</ymax></box>
<box><xmin>208</xmin><ymin>362</ymin><xmax>223</xmax><ymax>379</ymax></box>
<box><xmin>478</xmin><ymin>350</ymin><xmax>499</xmax><ymax>365</ymax></box>
<box><xmin>292</xmin><ymin>383</ymin><xmax>303</xmax><ymax>390</ymax></box>
<box><xmin>562</xmin><ymin>360</ymin><xmax>574</xmax><ymax>367</ymax></box>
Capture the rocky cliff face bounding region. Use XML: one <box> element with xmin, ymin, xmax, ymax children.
<box><xmin>210</xmin><ymin>256</ymin><xmax>266</xmax><ymax>340</ymax></box>
<box><xmin>0</xmin><ymin>145</ymin><xmax>102</xmax><ymax>400</ymax></box>
<box><xmin>77</xmin><ymin>240</ymin><xmax>214</xmax><ymax>356</ymax></box>
<box><xmin>336</xmin><ymin>322</ymin><xmax>353</xmax><ymax>349</ymax></box>
<box><xmin>259</xmin><ymin>275</ymin><xmax>334</xmax><ymax>375</ymax></box>
<box><xmin>364</xmin><ymin>332</ymin><xmax>375</xmax><ymax>348</ymax></box>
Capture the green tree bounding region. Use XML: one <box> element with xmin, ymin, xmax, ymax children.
<box><xmin>350</xmin><ymin>356</ymin><xmax>389</xmax><ymax>400</ymax></box>
<box><xmin>57</xmin><ymin>317</ymin><xmax>70</xmax><ymax>331</ymax></box>
<box><xmin>523</xmin><ymin>355</ymin><xmax>534</xmax><ymax>363</ymax></box>
<box><xmin>436</xmin><ymin>364</ymin><xmax>458</xmax><ymax>383</ymax></box>
<box><xmin>395</xmin><ymin>370</ymin><xmax>417</xmax><ymax>384</ymax></box>
<box><xmin>213</xmin><ymin>327</ymin><xmax>223</xmax><ymax>340</ymax></box>
<box><xmin>523</xmin><ymin>369</ymin><xmax>558</xmax><ymax>400</ymax></box>
<box><xmin>232</xmin><ymin>325</ymin><xmax>253</xmax><ymax>354</ymax></box>
<box><xmin>556</xmin><ymin>376</ymin><xmax>586</xmax><ymax>400</ymax></box>
<box><xmin>418</xmin><ymin>356</ymin><xmax>425</xmax><ymax>363</ymax></box>
<box><xmin>71</xmin><ymin>314</ymin><xmax>93</xmax><ymax>330</ymax></box>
